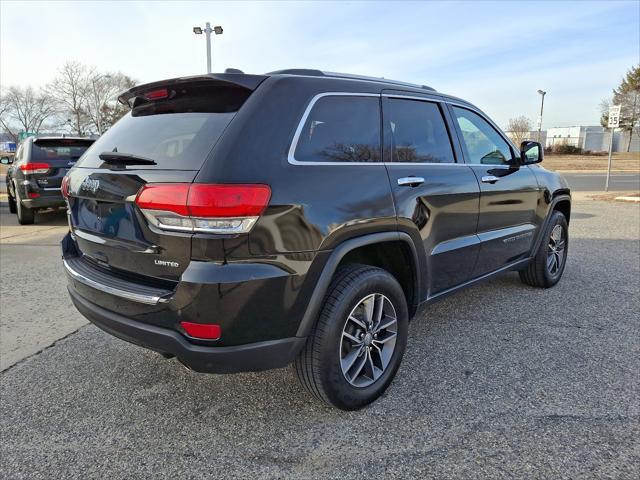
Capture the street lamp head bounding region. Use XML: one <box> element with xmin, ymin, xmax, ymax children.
<box><xmin>213</xmin><ymin>25</ymin><xmax>223</xmax><ymax>35</ymax></box>
<box><xmin>193</xmin><ymin>26</ymin><xmax>203</xmax><ymax>34</ymax></box>
<box><xmin>537</xmin><ymin>89</ymin><xmax>546</xmax><ymax>95</ymax></box>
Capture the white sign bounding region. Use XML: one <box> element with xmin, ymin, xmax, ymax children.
<box><xmin>608</xmin><ymin>105</ymin><xmax>622</xmax><ymax>128</ymax></box>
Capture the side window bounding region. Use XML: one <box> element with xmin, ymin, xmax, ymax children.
<box><xmin>452</xmin><ymin>107</ymin><xmax>513</xmax><ymax>165</ymax></box>
<box><xmin>293</xmin><ymin>96</ymin><xmax>381</xmax><ymax>163</ymax></box>
<box><xmin>384</xmin><ymin>98</ymin><xmax>455</xmax><ymax>163</ymax></box>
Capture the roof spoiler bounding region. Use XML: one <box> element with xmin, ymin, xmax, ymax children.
<box><xmin>118</xmin><ymin>73</ymin><xmax>268</xmax><ymax>107</ymax></box>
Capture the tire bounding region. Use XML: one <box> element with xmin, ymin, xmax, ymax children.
<box><xmin>7</xmin><ymin>189</ymin><xmax>17</xmax><ymax>214</ymax></box>
<box><xmin>519</xmin><ymin>210</ymin><xmax>568</xmax><ymax>288</ymax></box>
<box><xmin>294</xmin><ymin>264</ymin><xmax>408</xmax><ymax>410</ymax></box>
<box><xmin>16</xmin><ymin>191</ymin><xmax>35</xmax><ymax>225</ymax></box>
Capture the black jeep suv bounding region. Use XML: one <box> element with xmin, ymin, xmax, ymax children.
<box><xmin>7</xmin><ymin>136</ymin><xmax>95</xmax><ymax>224</ymax></box>
<box><xmin>62</xmin><ymin>70</ymin><xmax>570</xmax><ymax>410</ymax></box>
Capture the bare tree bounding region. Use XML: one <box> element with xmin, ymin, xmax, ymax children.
<box><xmin>600</xmin><ymin>65</ymin><xmax>640</xmax><ymax>152</ymax></box>
<box><xmin>0</xmin><ymin>86</ymin><xmax>57</xmax><ymax>141</ymax></box>
<box><xmin>84</xmin><ymin>73</ymin><xmax>136</xmax><ymax>134</ymax></box>
<box><xmin>506</xmin><ymin>116</ymin><xmax>532</xmax><ymax>145</ymax></box>
<box><xmin>48</xmin><ymin>61</ymin><xmax>94</xmax><ymax>135</ymax></box>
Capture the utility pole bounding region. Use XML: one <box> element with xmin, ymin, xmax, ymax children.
<box><xmin>193</xmin><ymin>22</ymin><xmax>224</xmax><ymax>73</ymax></box>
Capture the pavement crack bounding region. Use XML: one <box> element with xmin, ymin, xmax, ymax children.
<box><xmin>0</xmin><ymin>325</ymin><xmax>88</xmax><ymax>373</ymax></box>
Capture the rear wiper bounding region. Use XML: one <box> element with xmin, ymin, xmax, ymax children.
<box><xmin>99</xmin><ymin>151</ymin><xmax>157</xmax><ymax>166</ymax></box>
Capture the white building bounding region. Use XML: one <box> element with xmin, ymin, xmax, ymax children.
<box><xmin>545</xmin><ymin>126</ymin><xmax>639</xmax><ymax>152</ymax></box>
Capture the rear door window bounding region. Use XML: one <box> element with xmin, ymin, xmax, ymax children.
<box><xmin>383</xmin><ymin>98</ymin><xmax>455</xmax><ymax>163</ymax></box>
<box><xmin>293</xmin><ymin>95</ymin><xmax>381</xmax><ymax>163</ymax></box>
<box><xmin>75</xmin><ymin>85</ymin><xmax>251</xmax><ymax>170</ymax></box>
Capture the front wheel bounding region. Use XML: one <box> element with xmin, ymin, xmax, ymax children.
<box><xmin>7</xmin><ymin>188</ymin><xmax>17</xmax><ymax>214</ymax></box>
<box><xmin>294</xmin><ymin>264</ymin><xmax>408</xmax><ymax>410</ymax></box>
<box><xmin>519</xmin><ymin>210</ymin><xmax>568</xmax><ymax>288</ymax></box>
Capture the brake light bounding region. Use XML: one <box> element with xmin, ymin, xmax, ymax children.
<box><xmin>135</xmin><ymin>183</ymin><xmax>271</xmax><ymax>234</ymax></box>
<box><xmin>61</xmin><ymin>176</ymin><xmax>71</xmax><ymax>199</ymax></box>
<box><xmin>28</xmin><ymin>192</ymin><xmax>40</xmax><ymax>199</ymax></box>
<box><xmin>144</xmin><ymin>88</ymin><xmax>169</xmax><ymax>100</ymax></box>
<box><xmin>180</xmin><ymin>322</ymin><xmax>221</xmax><ymax>340</ymax></box>
<box><xmin>20</xmin><ymin>163</ymin><xmax>50</xmax><ymax>174</ymax></box>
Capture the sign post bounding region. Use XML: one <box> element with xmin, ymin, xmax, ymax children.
<box><xmin>605</xmin><ymin>105</ymin><xmax>621</xmax><ymax>192</ymax></box>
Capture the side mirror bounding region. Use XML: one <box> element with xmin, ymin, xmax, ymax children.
<box><xmin>520</xmin><ymin>141</ymin><xmax>543</xmax><ymax>165</ymax></box>
<box><xmin>0</xmin><ymin>157</ymin><xmax>11</xmax><ymax>165</ymax></box>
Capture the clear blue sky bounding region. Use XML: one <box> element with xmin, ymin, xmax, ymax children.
<box><xmin>1</xmin><ymin>0</ymin><xmax>638</xmax><ymax>129</ymax></box>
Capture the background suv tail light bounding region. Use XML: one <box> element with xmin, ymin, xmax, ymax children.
<box><xmin>20</xmin><ymin>163</ymin><xmax>50</xmax><ymax>174</ymax></box>
<box><xmin>135</xmin><ymin>183</ymin><xmax>271</xmax><ymax>234</ymax></box>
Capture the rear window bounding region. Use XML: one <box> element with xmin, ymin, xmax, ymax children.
<box><xmin>32</xmin><ymin>140</ymin><xmax>93</xmax><ymax>162</ymax></box>
<box><xmin>293</xmin><ymin>96</ymin><xmax>381</xmax><ymax>163</ymax></box>
<box><xmin>75</xmin><ymin>85</ymin><xmax>250</xmax><ymax>170</ymax></box>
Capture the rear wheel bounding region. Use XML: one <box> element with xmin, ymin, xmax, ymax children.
<box><xmin>519</xmin><ymin>210</ymin><xmax>568</xmax><ymax>288</ymax></box>
<box><xmin>16</xmin><ymin>190</ymin><xmax>35</xmax><ymax>225</ymax></box>
<box><xmin>294</xmin><ymin>264</ymin><xmax>408</xmax><ymax>410</ymax></box>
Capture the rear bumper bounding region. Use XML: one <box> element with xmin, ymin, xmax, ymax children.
<box><xmin>21</xmin><ymin>193</ymin><xmax>65</xmax><ymax>209</ymax></box>
<box><xmin>68</xmin><ymin>285</ymin><xmax>307</xmax><ymax>373</ymax></box>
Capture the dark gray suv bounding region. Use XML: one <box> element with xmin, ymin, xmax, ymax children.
<box><xmin>62</xmin><ymin>69</ymin><xmax>570</xmax><ymax>410</ymax></box>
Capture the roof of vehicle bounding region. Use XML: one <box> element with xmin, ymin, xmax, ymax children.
<box><xmin>117</xmin><ymin>68</ymin><xmax>477</xmax><ymax>107</ymax></box>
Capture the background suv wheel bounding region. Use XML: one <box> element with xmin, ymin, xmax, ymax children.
<box><xmin>15</xmin><ymin>189</ymin><xmax>35</xmax><ymax>225</ymax></box>
<box><xmin>7</xmin><ymin>188</ymin><xmax>17</xmax><ymax>214</ymax></box>
<box><xmin>294</xmin><ymin>264</ymin><xmax>408</xmax><ymax>410</ymax></box>
<box><xmin>519</xmin><ymin>210</ymin><xmax>568</xmax><ymax>288</ymax></box>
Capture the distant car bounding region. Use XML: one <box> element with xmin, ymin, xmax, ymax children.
<box><xmin>6</xmin><ymin>136</ymin><xmax>95</xmax><ymax>224</ymax></box>
<box><xmin>61</xmin><ymin>70</ymin><xmax>571</xmax><ymax>410</ymax></box>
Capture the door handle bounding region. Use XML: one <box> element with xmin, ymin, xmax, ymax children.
<box><xmin>397</xmin><ymin>176</ymin><xmax>425</xmax><ymax>187</ymax></box>
<box><xmin>481</xmin><ymin>175</ymin><xmax>500</xmax><ymax>184</ymax></box>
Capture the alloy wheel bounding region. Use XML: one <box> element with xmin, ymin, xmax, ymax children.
<box><xmin>339</xmin><ymin>293</ymin><xmax>398</xmax><ymax>388</ymax></box>
<box><xmin>547</xmin><ymin>224</ymin><xmax>566</xmax><ymax>275</ymax></box>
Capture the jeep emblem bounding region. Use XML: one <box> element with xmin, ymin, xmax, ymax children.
<box><xmin>80</xmin><ymin>177</ymin><xmax>100</xmax><ymax>194</ymax></box>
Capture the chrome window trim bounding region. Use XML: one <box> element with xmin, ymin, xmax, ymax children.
<box><xmin>63</xmin><ymin>258</ymin><xmax>169</xmax><ymax>305</ymax></box>
<box><xmin>287</xmin><ymin>92</ymin><xmax>382</xmax><ymax>166</ymax></box>
<box><xmin>287</xmin><ymin>91</ymin><xmax>470</xmax><ymax>167</ymax></box>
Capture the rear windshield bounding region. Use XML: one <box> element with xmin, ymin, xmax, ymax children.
<box><xmin>32</xmin><ymin>140</ymin><xmax>93</xmax><ymax>161</ymax></box>
<box><xmin>75</xmin><ymin>85</ymin><xmax>250</xmax><ymax>170</ymax></box>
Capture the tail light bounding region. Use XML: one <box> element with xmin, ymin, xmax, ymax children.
<box><xmin>20</xmin><ymin>163</ymin><xmax>50</xmax><ymax>174</ymax></box>
<box><xmin>180</xmin><ymin>321</ymin><xmax>221</xmax><ymax>340</ymax></box>
<box><xmin>61</xmin><ymin>176</ymin><xmax>71</xmax><ymax>199</ymax></box>
<box><xmin>135</xmin><ymin>183</ymin><xmax>271</xmax><ymax>234</ymax></box>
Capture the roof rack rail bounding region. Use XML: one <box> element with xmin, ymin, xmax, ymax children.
<box><xmin>266</xmin><ymin>68</ymin><xmax>435</xmax><ymax>92</ymax></box>
<box><xmin>323</xmin><ymin>71</ymin><xmax>435</xmax><ymax>91</ymax></box>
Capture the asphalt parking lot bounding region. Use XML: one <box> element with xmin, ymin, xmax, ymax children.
<box><xmin>1</xmin><ymin>198</ymin><xmax>639</xmax><ymax>479</ymax></box>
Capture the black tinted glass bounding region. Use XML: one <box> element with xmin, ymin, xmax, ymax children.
<box><xmin>453</xmin><ymin>107</ymin><xmax>513</xmax><ymax>165</ymax></box>
<box><xmin>294</xmin><ymin>96</ymin><xmax>381</xmax><ymax>163</ymax></box>
<box><xmin>384</xmin><ymin>99</ymin><xmax>454</xmax><ymax>163</ymax></box>
<box><xmin>76</xmin><ymin>86</ymin><xmax>250</xmax><ymax>170</ymax></box>
<box><xmin>32</xmin><ymin>140</ymin><xmax>93</xmax><ymax>161</ymax></box>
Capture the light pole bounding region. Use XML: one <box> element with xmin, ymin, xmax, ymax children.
<box><xmin>537</xmin><ymin>89</ymin><xmax>546</xmax><ymax>144</ymax></box>
<box><xmin>193</xmin><ymin>22</ymin><xmax>223</xmax><ymax>73</ymax></box>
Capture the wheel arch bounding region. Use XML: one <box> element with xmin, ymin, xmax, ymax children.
<box><xmin>530</xmin><ymin>193</ymin><xmax>571</xmax><ymax>255</ymax></box>
<box><xmin>296</xmin><ymin>232</ymin><xmax>421</xmax><ymax>337</ymax></box>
